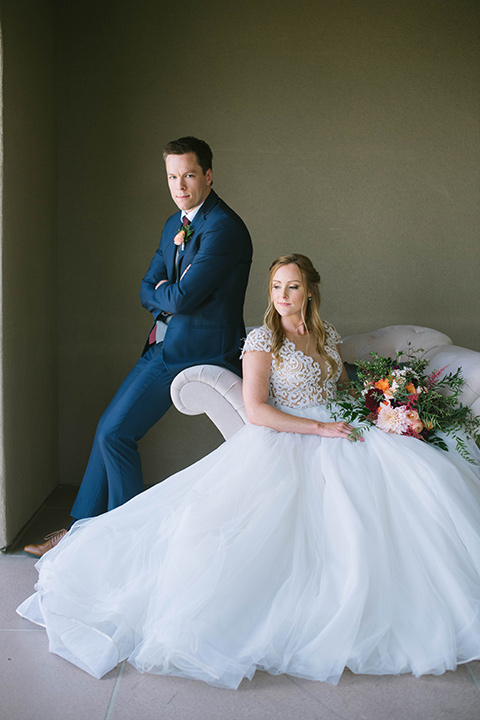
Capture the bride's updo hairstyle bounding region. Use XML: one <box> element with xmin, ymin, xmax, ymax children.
<box><xmin>264</xmin><ymin>253</ymin><xmax>338</xmax><ymax>377</ymax></box>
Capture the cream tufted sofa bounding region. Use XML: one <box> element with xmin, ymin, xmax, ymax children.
<box><xmin>170</xmin><ymin>325</ymin><xmax>480</xmax><ymax>441</ymax></box>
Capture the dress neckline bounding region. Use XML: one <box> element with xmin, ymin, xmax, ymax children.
<box><xmin>282</xmin><ymin>336</ymin><xmax>325</xmax><ymax>371</ymax></box>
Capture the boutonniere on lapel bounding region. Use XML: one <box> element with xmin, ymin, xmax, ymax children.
<box><xmin>173</xmin><ymin>222</ymin><xmax>194</xmax><ymax>251</ymax></box>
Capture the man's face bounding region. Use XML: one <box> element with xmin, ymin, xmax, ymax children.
<box><xmin>166</xmin><ymin>152</ymin><xmax>212</xmax><ymax>212</ymax></box>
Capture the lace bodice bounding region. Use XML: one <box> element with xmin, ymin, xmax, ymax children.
<box><xmin>241</xmin><ymin>323</ymin><xmax>342</xmax><ymax>408</ymax></box>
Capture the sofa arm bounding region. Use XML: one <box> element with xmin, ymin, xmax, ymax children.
<box><xmin>171</xmin><ymin>365</ymin><xmax>247</xmax><ymax>440</ymax></box>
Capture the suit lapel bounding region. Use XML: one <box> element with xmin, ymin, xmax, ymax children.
<box><xmin>172</xmin><ymin>191</ymin><xmax>219</xmax><ymax>279</ymax></box>
<box><xmin>191</xmin><ymin>190</ymin><xmax>217</xmax><ymax>234</ymax></box>
<box><xmin>165</xmin><ymin>212</ymin><xmax>182</xmax><ymax>280</ymax></box>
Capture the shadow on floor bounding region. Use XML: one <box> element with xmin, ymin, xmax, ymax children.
<box><xmin>7</xmin><ymin>484</ymin><xmax>78</xmax><ymax>556</ymax></box>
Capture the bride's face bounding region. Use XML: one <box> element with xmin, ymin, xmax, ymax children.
<box><xmin>271</xmin><ymin>263</ymin><xmax>308</xmax><ymax>321</ymax></box>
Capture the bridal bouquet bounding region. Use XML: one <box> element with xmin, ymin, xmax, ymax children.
<box><xmin>330</xmin><ymin>347</ymin><xmax>480</xmax><ymax>463</ymax></box>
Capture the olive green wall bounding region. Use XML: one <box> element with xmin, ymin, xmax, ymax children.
<box><xmin>56</xmin><ymin>0</ymin><xmax>479</xmax><ymax>489</ymax></box>
<box><xmin>0</xmin><ymin>0</ymin><xmax>57</xmax><ymax>545</ymax></box>
<box><xmin>1</xmin><ymin>0</ymin><xmax>479</xmax><ymax>542</ymax></box>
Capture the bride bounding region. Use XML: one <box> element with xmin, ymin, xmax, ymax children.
<box><xmin>18</xmin><ymin>254</ymin><xmax>480</xmax><ymax>688</ymax></box>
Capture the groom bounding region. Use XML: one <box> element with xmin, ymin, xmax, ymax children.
<box><xmin>25</xmin><ymin>136</ymin><xmax>252</xmax><ymax>556</ymax></box>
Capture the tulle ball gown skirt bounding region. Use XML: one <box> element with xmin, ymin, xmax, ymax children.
<box><xmin>17</xmin><ymin>403</ymin><xmax>480</xmax><ymax>688</ymax></box>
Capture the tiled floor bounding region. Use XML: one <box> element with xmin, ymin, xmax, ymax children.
<box><xmin>2</xmin><ymin>486</ymin><xmax>480</xmax><ymax>720</ymax></box>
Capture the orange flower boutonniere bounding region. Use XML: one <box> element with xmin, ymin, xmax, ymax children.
<box><xmin>173</xmin><ymin>224</ymin><xmax>194</xmax><ymax>248</ymax></box>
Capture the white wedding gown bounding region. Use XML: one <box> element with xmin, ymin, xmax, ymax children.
<box><xmin>17</xmin><ymin>324</ymin><xmax>480</xmax><ymax>688</ymax></box>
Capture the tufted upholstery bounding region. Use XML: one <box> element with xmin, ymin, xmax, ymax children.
<box><xmin>423</xmin><ymin>345</ymin><xmax>480</xmax><ymax>416</ymax></box>
<box><xmin>339</xmin><ymin>325</ymin><xmax>452</xmax><ymax>363</ymax></box>
<box><xmin>170</xmin><ymin>325</ymin><xmax>480</xmax><ymax>440</ymax></box>
<box><xmin>170</xmin><ymin>364</ymin><xmax>247</xmax><ymax>439</ymax></box>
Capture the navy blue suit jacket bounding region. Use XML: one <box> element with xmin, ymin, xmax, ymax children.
<box><xmin>140</xmin><ymin>190</ymin><xmax>253</xmax><ymax>377</ymax></box>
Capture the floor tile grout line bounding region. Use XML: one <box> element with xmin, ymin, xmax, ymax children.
<box><xmin>0</xmin><ymin>628</ymin><xmax>45</xmax><ymax>631</ymax></box>
<box><xmin>466</xmin><ymin>663</ymin><xmax>480</xmax><ymax>696</ymax></box>
<box><xmin>286</xmin><ymin>675</ymin><xmax>351</xmax><ymax>720</ymax></box>
<box><xmin>104</xmin><ymin>660</ymin><xmax>126</xmax><ymax>720</ymax></box>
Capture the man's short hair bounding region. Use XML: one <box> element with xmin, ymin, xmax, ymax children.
<box><xmin>163</xmin><ymin>137</ymin><xmax>213</xmax><ymax>174</ymax></box>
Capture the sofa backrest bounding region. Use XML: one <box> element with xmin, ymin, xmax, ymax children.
<box><xmin>341</xmin><ymin>324</ymin><xmax>479</xmax><ymax>418</ymax></box>
<box><xmin>423</xmin><ymin>345</ymin><xmax>480</xmax><ymax>417</ymax></box>
<box><xmin>340</xmin><ymin>325</ymin><xmax>452</xmax><ymax>363</ymax></box>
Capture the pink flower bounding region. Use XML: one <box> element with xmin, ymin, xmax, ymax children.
<box><xmin>375</xmin><ymin>402</ymin><xmax>410</xmax><ymax>434</ymax></box>
<box><xmin>425</xmin><ymin>366</ymin><xmax>448</xmax><ymax>388</ymax></box>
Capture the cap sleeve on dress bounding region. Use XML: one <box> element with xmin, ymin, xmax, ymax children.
<box><xmin>240</xmin><ymin>326</ymin><xmax>273</xmax><ymax>357</ymax></box>
<box><xmin>323</xmin><ymin>320</ymin><xmax>341</xmax><ymax>346</ymax></box>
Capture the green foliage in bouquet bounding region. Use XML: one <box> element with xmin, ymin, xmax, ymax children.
<box><xmin>330</xmin><ymin>346</ymin><xmax>480</xmax><ymax>464</ymax></box>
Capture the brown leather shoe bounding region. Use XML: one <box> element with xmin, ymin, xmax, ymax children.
<box><xmin>24</xmin><ymin>529</ymin><xmax>68</xmax><ymax>557</ymax></box>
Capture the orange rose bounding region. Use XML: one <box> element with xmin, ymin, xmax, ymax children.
<box><xmin>424</xmin><ymin>419</ymin><xmax>434</xmax><ymax>430</ymax></box>
<box><xmin>406</xmin><ymin>410</ymin><xmax>423</xmax><ymax>433</ymax></box>
<box><xmin>375</xmin><ymin>378</ymin><xmax>390</xmax><ymax>392</ymax></box>
<box><xmin>410</xmin><ymin>419</ymin><xmax>424</xmax><ymax>433</ymax></box>
<box><xmin>173</xmin><ymin>229</ymin><xmax>186</xmax><ymax>246</ymax></box>
<box><xmin>405</xmin><ymin>382</ymin><xmax>416</xmax><ymax>394</ymax></box>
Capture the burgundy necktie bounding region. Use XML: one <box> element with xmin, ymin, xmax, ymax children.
<box><xmin>148</xmin><ymin>322</ymin><xmax>157</xmax><ymax>346</ymax></box>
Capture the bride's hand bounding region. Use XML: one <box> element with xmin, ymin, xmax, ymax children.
<box><xmin>316</xmin><ymin>421</ymin><xmax>355</xmax><ymax>439</ymax></box>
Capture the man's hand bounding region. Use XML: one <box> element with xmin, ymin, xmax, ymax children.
<box><xmin>155</xmin><ymin>263</ymin><xmax>190</xmax><ymax>289</ymax></box>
